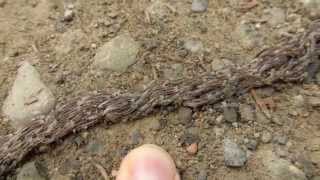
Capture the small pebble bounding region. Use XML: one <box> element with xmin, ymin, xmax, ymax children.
<box><xmin>239</xmin><ymin>104</ymin><xmax>255</xmax><ymax>122</ymax></box>
<box><xmin>63</xmin><ymin>9</ymin><xmax>74</xmax><ymax>22</ymax></box>
<box><xmin>274</xmin><ymin>135</ymin><xmax>288</xmax><ymax>145</ymax></box>
<box><xmin>192</xmin><ymin>0</ymin><xmax>208</xmax><ymax>13</ymax></box>
<box><xmin>275</xmin><ymin>147</ymin><xmax>289</xmax><ymax>158</ymax></box>
<box><xmin>178</xmin><ymin>107</ymin><xmax>193</xmax><ymax>125</ymax></box>
<box><xmin>215</xmin><ymin>115</ymin><xmax>224</xmax><ymax>124</ymax></box>
<box><xmin>254</xmin><ymin>133</ymin><xmax>260</xmax><ymax>139</ymax></box>
<box><xmin>130</xmin><ymin>130</ymin><xmax>143</xmax><ymax>145</ymax></box>
<box><xmin>246</xmin><ymin>139</ymin><xmax>258</xmax><ymax>151</ymax></box>
<box><xmin>261</xmin><ymin>131</ymin><xmax>272</xmax><ymax>143</ymax></box>
<box><xmin>232</xmin><ymin>122</ymin><xmax>239</xmax><ymax>128</ymax></box>
<box><xmin>293</xmin><ymin>95</ymin><xmax>306</xmax><ymax>107</ymax></box>
<box><xmin>223</xmin><ymin>106</ymin><xmax>238</xmax><ymax>123</ymax></box>
<box><xmin>183</xmin><ymin>38</ymin><xmax>204</xmax><ymax>53</ymax></box>
<box><xmin>224</xmin><ymin>139</ymin><xmax>247</xmax><ymax>167</ymax></box>
<box><xmin>91</xmin><ymin>43</ymin><xmax>97</xmax><ymax>49</ymax></box>
<box><xmin>197</xmin><ymin>170</ymin><xmax>207</xmax><ymax>180</ymax></box>
<box><xmin>108</xmin><ymin>11</ymin><xmax>118</xmax><ymax>18</ymax></box>
<box><xmin>186</xmin><ymin>143</ymin><xmax>198</xmax><ymax>155</ymax></box>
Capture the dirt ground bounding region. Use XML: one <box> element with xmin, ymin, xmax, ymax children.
<box><xmin>1</xmin><ymin>0</ymin><xmax>320</xmax><ymax>179</ymax></box>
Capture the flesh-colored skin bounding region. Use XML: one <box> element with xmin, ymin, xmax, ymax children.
<box><xmin>116</xmin><ymin>144</ymin><xmax>181</xmax><ymax>180</ymax></box>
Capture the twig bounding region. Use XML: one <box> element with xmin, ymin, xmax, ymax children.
<box><xmin>250</xmin><ymin>89</ymin><xmax>272</xmax><ymax>119</ymax></box>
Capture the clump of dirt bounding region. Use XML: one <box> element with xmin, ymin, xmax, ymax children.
<box><xmin>0</xmin><ymin>0</ymin><xmax>320</xmax><ymax>180</ymax></box>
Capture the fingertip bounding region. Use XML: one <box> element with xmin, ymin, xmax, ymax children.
<box><xmin>116</xmin><ymin>144</ymin><xmax>179</xmax><ymax>180</ymax></box>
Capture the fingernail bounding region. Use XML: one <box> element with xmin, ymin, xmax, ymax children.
<box><xmin>116</xmin><ymin>144</ymin><xmax>179</xmax><ymax>180</ymax></box>
<box><xmin>131</xmin><ymin>156</ymin><xmax>173</xmax><ymax>180</ymax></box>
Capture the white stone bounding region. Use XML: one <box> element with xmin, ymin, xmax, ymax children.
<box><xmin>2</xmin><ymin>62</ymin><xmax>55</xmax><ymax>128</ymax></box>
<box><xmin>183</xmin><ymin>38</ymin><xmax>204</xmax><ymax>53</ymax></box>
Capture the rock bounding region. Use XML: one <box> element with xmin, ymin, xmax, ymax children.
<box><xmin>245</xmin><ymin>139</ymin><xmax>258</xmax><ymax>151</ymax></box>
<box><xmin>274</xmin><ymin>135</ymin><xmax>288</xmax><ymax>145</ymax></box>
<box><xmin>108</xmin><ymin>11</ymin><xmax>119</xmax><ymax>19</ymax></box>
<box><xmin>183</xmin><ymin>38</ymin><xmax>204</xmax><ymax>53</ymax></box>
<box><xmin>260</xmin><ymin>150</ymin><xmax>307</xmax><ymax>180</ymax></box>
<box><xmin>271</xmin><ymin>115</ymin><xmax>284</xmax><ymax>126</ymax></box>
<box><xmin>17</xmin><ymin>162</ymin><xmax>46</xmax><ymax>180</ymax></box>
<box><xmin>215</xmin><ymin>115</ymin><xmax>224</xmax><ymax>124</ymax></box>
<box><xmin>186</xmin><ymin>143</ymin><xmax>198</xmax><ymax>155</ymax></box>
<box><xmin>310</xmin><ymin>151</ymin><xmax>320</xmax><ymax>166</ymax></box>
<box><xmin>92</xmin><ymin>34</ymin><xmax>140</xmax><ymax>72</ymax></box>
<box><xmin>265</xmin><ymin>8</ymin><xmax>286</xmax><ymax>26</ymax></box>
<box><xmin>223</xmin><ymin>106</ymin><xmax>238</xmax><ymax>123</ymax></box>
<box><xmin>146</xmin><ymin>1</ymin><xmax>173</xmax><ymax>22</ymax></box>
<box><xmin>261</xmin><ymin>131</ymin><xmax>272</xmax><ymax>143</ymax></box>
<box><xmin>275</xmin><ymin>147</ymin><xmax>289</xmax><ymax>158</ymax></box>
<box><xmin>62</xmin><ymin>9</ymin><xmax>74</xmax><ymax>22</ymax></box>
<box><xmin>307</xmin><ymin>138</ymin><xmax>320</xmax><ymax>165</ymax></box>
<box><xmin>224</xmin><ymin>139</ymin><xmax>247</xmax><ymax>167</ymax></box>
<box><xmin>293</xmin><ymin>95</ymin><xmax>306</xmax><ymax>107</ymax></box>
<box><xmin>192</xmin><ymin>0</ymin><xmax>208</xmax><ymax>12</ymax></box>
<box><xmin>239</xmin><ymin>104</ymin><xmax>255</xmax><ymax>122</ymax></box>
<box><xmin>308</xmin><ymin>137</ymin><xmax>320</xmax><ymax>151</ymax></box>
<box><xmin>232</xmin><ymin>122</ymin><xmax>239</xmax><ymax>128</ymax></box>
<box><xmin>2</xmin><ymin>62</ymin><xmax>55</xmax><ymax>128</ymax></box>
<box><xmin>178</xmin><ymin>107</ymin><xmax>193</xmax><ymax>125</ymax></box>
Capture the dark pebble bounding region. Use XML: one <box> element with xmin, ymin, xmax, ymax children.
<box><xmin>130</xmin><ymin>130</ymin><xmax>144</xmax><ymax>145</ymax></box>
<box><xmin>274</xmin><ymin>135</ymin><xmax>288</xmax><ymax>145</ymax></box>
<box><xmin>180</xmin><ymin>132</ymin><xmax>200</xmax><ymax>145</ymax></box>
<box><xmin>246</xmin><ymin>139</ymin><xmax>258</xmax><ymax>151</ymax></box>
<box><xmin>178</xmin><ymin>107</ymin><xmax>193</xmax><ymax>125</ymax></box>
<box><xmin>223</xmin><ymin>106</ymin><xmax>238</xmax><ymax>123</ymax></box>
